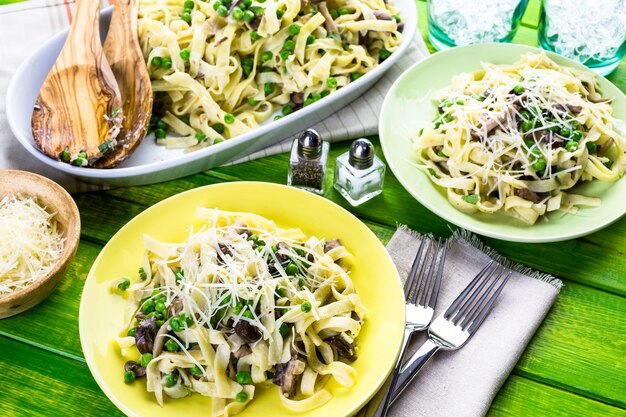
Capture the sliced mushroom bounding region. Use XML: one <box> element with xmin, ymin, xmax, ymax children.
<box><xmin>135</xmin><ymin>317</ymin><xmax>158</xmax><ymax>354</ymax></box>
<box><xmin>234</xmin><ymin>344</ymin><xmax>253</xmax><ymax>358</ymax></box>
<box><xmin>275</xmin><ymin>242</ymin><xmax>291</xmax><ymax>263</ymax></box>
<box><xmin>598</xmin><ymin>137</ymin><xmax>614</xmax><ymax>154</ymax></box>
<box><xmin>373</xmin><ymin>10</ymin><xmax>392</xmax><ymax>20</ymax></box>
<box><xmin>167</xmin><ymin>298</ymin><xmax>183</xmax><ymax>319</ymax></box>
<box><xmin>273</xmin><ymin>358</ymin><xmax>306</xmax><ymax>397</ymax></box>
<box><xmin>124</xmin><ymin>360</ymin><xmax>146</xmax><ymax>378</ymax></box>
<box><xmin>514</xmin><ymin>187</ymin><xmax>543</xmax><ymax>204</ymax></box>
<box><xmin>325</xmin><ymin>336</ymin><xmax>357</xmax><ymax>362</ymax></box>
<box><xmin>234</xmin><ymin>320</ymin><xmax>262</xmax><ymax>343</ymax></box>
<box><xmin>323</xmin><ymin>239</ymin><xmax>342</xmax><ymax>253</ymax></box>
<box><xmin>318</xmin><ymin>2</ymin><xmax>338</xmax><ymax>33</ymax></box>
<box><xmin>152</xmin><ymin>318</ymin><xmax>172</xmax><ymax>357</ymax></box>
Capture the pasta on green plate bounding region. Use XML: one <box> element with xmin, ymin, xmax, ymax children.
<box><xmin>138</xmin><ymin>0</ymin><xmax>402</xmax><ymax>149</ymax></box>
<box><xmin>415</xmin><ymin>53</ymin><xmax>626</xmax><ymax>225</ymax></box>
<box><xmin>114</xmin><ymin>208</ymin><xmax>364</xmax><ymax>416</ymax></box>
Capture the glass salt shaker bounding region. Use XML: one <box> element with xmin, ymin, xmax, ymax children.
<box><xmin>334</xmin><ymin>138</ymin><xmax>385</xmax><ymax>206</ymax></box>
<box><xmin>288</xmin><ymin>129</ymin><xmax>329</xmax><ymax>195</ymax></box>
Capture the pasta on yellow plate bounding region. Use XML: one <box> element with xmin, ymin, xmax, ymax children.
<box><xmin>113</xmin><ymin>208</ymin><xmax>365</xmax><ymax>416</ymax></box>
<box><xmin>414</xmin><ymin>53</ymin><xmax>626</xmax><ymax>225</ymax></box>
<box><xmin>138</xmin><ymin>0</ymin><xmax>402</xmax><ymax>149</ymax></box>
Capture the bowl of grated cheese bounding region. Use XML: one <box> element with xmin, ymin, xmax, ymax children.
<box><xmin>0</xmin><ymin>170</ymin><xmax>80</xmax><ymax>318</ymax></box>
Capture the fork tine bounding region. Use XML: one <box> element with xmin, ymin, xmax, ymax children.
<box><xmin>451</xmin><ymin>263</ymin><xmax>500</xmax><ymax>324</ymax></box>
<box><xmin>427</xmin><ymin>240</ymin><xmax>448</xmax><ymax>308</ymax></box>
<box><xmin>444</xmin><ymin>260</ymin><xmax>494</xmax><ymax>320</ymax></box>
<box><xmin>410</xmin><ymin>239</ymin><xmax>435</xmax><ymax>304</ymax></box>
<box><xmin>404</xmin><ymin>237</ymin><xmax>428</xmax><ymax>299</ymax></box>
<box><xmin>419</xmin><ymin>239</ymin><xmax>443</xmax><ymax>307</ymax></box>
<box><xmin>458</xmin><ymin>267</ymin><xmax>505</xmax><ymax>330</ymax></box>
<box><xmin>466</xmin><ymin>270</ymin><xmax>512</xmax><ymax>333</ymax></box>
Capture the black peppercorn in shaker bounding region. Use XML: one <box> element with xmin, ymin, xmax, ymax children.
<box><xmin>287</xmin><ymin>129</ymin><xmax>329</xmax><ymax>195</ymax></box>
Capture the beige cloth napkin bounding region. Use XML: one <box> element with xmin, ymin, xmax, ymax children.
<box><xmin>0</xmin><ymin>0</ymin><xmax>429</xmax><ymax>193</ymax></box>
<box><xmin>358</xmin><ymin>228</ymin><xmax>562</xmax><ymax>417</ymax></box>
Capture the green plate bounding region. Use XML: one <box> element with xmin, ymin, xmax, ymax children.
<box><xmin>380</xmin><ymin>43</ymin><xmax>626</xmax><ymax>243</ymax></box>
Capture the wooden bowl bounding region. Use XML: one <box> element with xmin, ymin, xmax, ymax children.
<box><xmin>0</xmin><ymin>170</ymin><xmax>80</xmax><ymax>319</ymax></box>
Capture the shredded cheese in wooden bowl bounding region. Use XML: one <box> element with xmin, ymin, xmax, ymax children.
<box><xmin>0</xmin><ymin>194</ymin><xmax>66</xmax><ymax>297</ymax></box>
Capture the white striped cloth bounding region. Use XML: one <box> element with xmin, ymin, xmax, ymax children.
<box><xmin>0</xmin><ymin>0</ymin><xmax>429</xmax><ymax>192</ymax></box>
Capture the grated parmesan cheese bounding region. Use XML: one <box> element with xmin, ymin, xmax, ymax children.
<box><xmin>0</xmin><ymin>194</ymin><xmax>65</xmax><ymax>296</ymax></box>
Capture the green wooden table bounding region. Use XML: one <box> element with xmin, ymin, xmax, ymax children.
<box><xmin>1</xmin><ymin>1</ymin><xmax>625</xmax><ymax>416</ymax></box>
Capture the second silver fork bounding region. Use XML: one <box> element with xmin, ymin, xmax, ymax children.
<box><xmin>372</xmin><ymin>236</ymin><xmax>448</xmax><ymax>417</ymax></box>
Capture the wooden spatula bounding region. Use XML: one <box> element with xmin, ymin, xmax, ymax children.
<box><xmin>96</xmin><ymin>0</ymin><xmax>153</xmax><ymax>168</ymax></box>
<box><xmin>32</xmin><ymin>0</ymin><xmax>123</xmax><ymax>167</ymax></box>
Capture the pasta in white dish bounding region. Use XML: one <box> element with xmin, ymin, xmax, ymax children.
<box><xmin>114</xmin><ymin>208</ymin><xmax>364</xmax><ymax>416</ymax></box>
<box><xmin>414</xmin><ymin>53</ymin><xmax>626</xmax><ymax>225</ymax></box>
<box><xmin>138</xmin><ymin>0</ymin><xmax>402</xmax><ymax>149</ymax></box>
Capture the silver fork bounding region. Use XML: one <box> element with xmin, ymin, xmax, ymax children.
<box><xmin>372</xmin><ymin>237</ymin><xmax>448</xmax><ymax>417</ymax></box>
<box><xmin>390</xmin><ymin>261</ymin><xmax>512</xmax><ymax>403</ymax></box>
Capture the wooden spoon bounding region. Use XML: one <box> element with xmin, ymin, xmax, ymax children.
<box><xmin>32</xmin><ymin>0</ymin><xmax>123</xmax><ymax>166</ymax></box>
<box><xmin>96</xmin><ymin>0</ymin><xmax>153</xmax><ymax>168</ymax></box>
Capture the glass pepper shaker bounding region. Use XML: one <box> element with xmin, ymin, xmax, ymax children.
<box><xmin>333</xmin><ymin>138</ymin><xmax>385</xmax><ymax>206</ymax></box>
<box><xmin>288</xmin><ymin>129</ymin><xmax>329</xmax><ymax>195</ymax></box>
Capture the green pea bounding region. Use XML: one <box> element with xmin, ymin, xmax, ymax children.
<box><xmin>60</xmin><ymin>147</ymin><xmax>71</xmax><ymax>162</ymax></box>
<box><xmin>247</xmin><ymin>97</ymin><xmax>259</xmax><ymax>106</ymax></box>
<box><xmin>138</xmin><ymin>267</ymin><xmax>148</xmax><ymax>281</ymax></box>
<box><xmin>586</xmin><ymin>142</ymin><xmax>597</xmax><ymax>153</ymax></box>
<box><xmin>242</xmin><ymin>309</ymin><xmax>254</xmax><ymax>319</ymax></box>
<box><xmin>165</xmin><ymin>339</ymin><xmax>179</xmax><ymax>352</ymax></box>
<box><xmin>520</xmin><ymin>110</ymin><xmax>531</xmax><ymax>121</ymax></box>
<box><xmin>532</xmin><ymin>158</ymin><xmax>547</xmax><ymax>172</ymax></box>
<box><xmin>338</xmin><ymin>7</ymin><xmax>349</xmax><ymax>15</ymax></box>
<box><xmin>250</xmin><ymin>6</ymin><xmax>264</xmax><ymax>16</ymax></box>
<box><xmin>232</xmin><ymin>301</ymin><xmax>244</xmax><ymax>314</ymax></box>
<box><xmin>350</xmin><ymin>72</ymin><xmax>362</xmax><ymax>81</ymax></box>
<box><xmin>549</xmin><ymin>125</ymin><xmax>559</xmax><ymax>133</ymax></box>
<box><xmin>155</xmin><ymin>301</ymin><xmax>167</xmax><ymax>314</ymax></box>
<box><xmin>285</xmin><ymin>262</ymin><xmax>298</xmax><ymax>275</ymax></box>
<box><xmin>117</xmin><ymin>278</ymin><xmax>130</xmax><ymax>291</ymax></box>
<box><xmin>216</xmin><ymin>5</ymin><xmax>228</xmax><ymax>16</ymax></box>
<box><xmin>301</xmin><ymin>301</ymin><xmax>312</xmax><ymax>313</ymax></box>
<box><xmin>127</xmin><ymin>327</ymin><xmax>136</xmax><ymax>337</ymax></box>
<box><xmin>571</xmin><ymin>130</ymin><xmax>583</xmax><ymax>141</ymax></box>
<box><xmin>155</xmin><ymin>128</ymin><xmax>167</xmax><ymax>139</ymax></box>
<box><xmin>213</xmin><ymin>0</ymin><xmax>222</xmax><ymax>10</ymax></box>
<box><xmin>306</xmin><ymin>35</ymin><xmax>315</xmax><ymax>45</ymax></box>
<box><xmin>195</xmin><ymin>131</ymin><xmax>207</xmax><ymax>143</ymax></box>
<box><xmin>146</xmin><ymin>311</ymin><xmax>164</xmax><ymax>320</ymax></box>
<box><xmin>160</xmin><ymin>58</ymin><xmax>172</xmax><ymax>69</ymax></box>
<box><xmin>559</xmin><ymin>127</ymin><xmax>571</xmax><ymax>137</ymax></box>
<box><xmin>235</xmin><ymin>391</ymin><xmax>248</xmax><ymax>403</ymax></box>
<box><xmin>212</xmin><ymin>123</ymin><xmax>225</xmax><ymax>134</ymax></box>
<box><xmin>139</xmin><ymin>353</ymin><xmax>153</xmax><ymax>368</ymax></box>
<box><xmin>151</xmin><ymin>56</ymin><xmax>162</xmax><ymax>67</ymax></box>
<box><xmin>213</xmin><ymin>138</ymin><xmax>224</xmax><ymax>144</ymax></box>
<box><xmin>280</xmin><ymin>50</ymin><xmax>291</xmax><ymax>60</ymax></box>
<box><xmin>170</xmin><ymin>316</ymin><xmax>182</xmax><ymax>332</ymax></box>
<box><xmin>124</xmin><ymin>370</ymin><xmax>136</xmax><ymax>384</ymax></box>
<box><xmin>298</xmin><ymin>277</ymin><xmax>306</xmax><ymax>287</ymax></box>
<box><xmin>461</xmin><ymin>194</ymin><xmax>479</xmax><ymax>204</ymax></box>
<box><xmin>178</xmin><ymin>48</ymin><xmax>190</xmax><ymax>61</ymax></box>
<box><xmin>379</xmin><ymin>49</ymin><xmax>391</xmax><ymax>61</ymax></box>
<box><xmin>392</xmin><ymin>14</ymin><xmax>401</xmax><ymax>21</ymax></box>
<box><xmin>242</xmin><ymin>0</ymin><xmax>252</xmax><ymax>7</ymax></box>
<box><xmin>330</xmin><ymin>8</ymin><xmax>339</xmax><ymax>19</ymax></box>
<box><xmin>261</xmin><ymin>51</ymin><xmax>273</xmax><ymax>62</ymax></box>
<box><xmin>455</xmin><ymin>99</ymin><xmax>464</xmax><ymax>105</ymax></box>
<box><xmin>522</xmin><ymin>120</ymin><xmax>534</xmax><ymax>132</ymax></box>
<box><xmin>279</xmin><ymin>323</ymin><xmax>290</xmax><ymax>338</ymax></box>
<box><xmin>232</xmin><ymin>7</ymin><xmax>243</xmax><ymax>20</ymax></box>
<box><xmin>513</xmin><ymin>84</ymin><xmax>525</xmax><ymax>95</ymax></box>
<box><xmin>282</xmin><ymin>105</ymin><xmax>293</xmax><ymax>115</ymax></box>
<box><xmin>181</xmin><ymin>11</ymin><xmax>192</xmax><ymax>23</ymax></box>
<box><xmin>565</xmin><ymin>140</ymin><xmax>578</xmax><ymax>152</ymax></box>
<box><xmin>264</xmin><ymin>83</ymin><xmax>275</xmax><ymax>95</ymax></box>
<box><xmin>275</xmin><ymin>287</ymin><xmax>285</xmax><ymax>298</ymax></box>
<box><xmin>283</xmin><ymin>39</ymin><xmax>296</xmax><ymax>51</ymax></box>
<box><xmin>184</xmin><ymin>0</ymin><xmax>195</xmax><ymax>9</ymax></box>
<box><xmin>164</xmin><ymin>373</ymin><xmax>177</xmax><ymax>387</ymax></box>
<box><xmin>327</xmin><ymin>77</ymin><xmax>338</xmax><ymax>88</ymax></box>
<box><xmin>180</xmin><ymin>313</ymin><xmax>193</xmax><ymax>326</ymax></box>
<box><xmin>190</xmin><ymin>365</ymin><xmax>203</xmax><ymax>376</ymax></box>
<box><xmin>175</xmin><ymin>269</ymin><xmax>184</xmax><ymax>282</ymax></box>
<box><xmin>436</xmin><ymin>149</ymin><xmax>447</xmax><ymax>158</ymax></box>
<box><xmin>236</xmin><ymin>371</ymin><xmax>253</xmax><ymax>384</ymax></box>
<box><xmin>224</xmin><ymin>113</ymin><xmax>235</xmax><ymax>124</ymax></box>
<box><xmin>303</xmin><ymin>98</ymin><xmax>315</xmax><ymax>107</ymax></box>
<box><xmin>276</xmin><ymin>9</ymin><xmax>284</xmax><ymax>18</ymax></box>
<box><xmin>288</xmin><ymin>24</ymin><xmax>300</xmax><ymax>36</ymax></box>
<box><xmin>243</xmin><ymin>10</ymin><xmax>255</xmax><ymax>21</ymax></box>
<box><xmin>142</xmin><ymin>300</ymin><xmax>155</xmax><ymax>313</ymax></box>
<box><xmin>570</xmin><ymin>120</ymin><xmax>580</xmax><ymax>129</ymax></box>
<box><xmin>250</xmin><ymin>31</ymin><xmax>261</xmax><ymax>41</ymax></box>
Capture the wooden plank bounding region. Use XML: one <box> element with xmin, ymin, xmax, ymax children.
<box><xmin>0</xmin><ymin>336</ymin><xmax>122</xmax><ymax>417</ymax></box>
<box><xmin>489</xmin><ymin>375</ymin><xmax>626</xmax><ymax>417</ymax></box>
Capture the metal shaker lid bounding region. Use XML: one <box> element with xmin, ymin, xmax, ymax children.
<box><xmin>349</xmin><ymin>138</ymin><xmax>375</xmax><ymax>169</ymax></box>
<box><xmin>297</xmin><ymin>129</ymin><xmax>322</xmax><ymax>158</ymax></box>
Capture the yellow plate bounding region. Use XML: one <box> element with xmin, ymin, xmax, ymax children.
<box><xmin>79</xmin><ymin>182</ymin><xmax>405</xmax><ymax>417</ymax></box>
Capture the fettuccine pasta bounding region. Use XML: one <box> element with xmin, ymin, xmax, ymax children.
<box><xmin>414</xmin><ymin>53</ymin><xmax>626</xmax><ymax>225</ymax></box>
<box><xmin>114</xmin><ymin>208</ymin><xmax>364</xmax><ymax>416</ymax></box>
<box><xmin>138</xmin><ymin>0</ymin><xmax>402</xmax><ymax>149</ymax></box>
